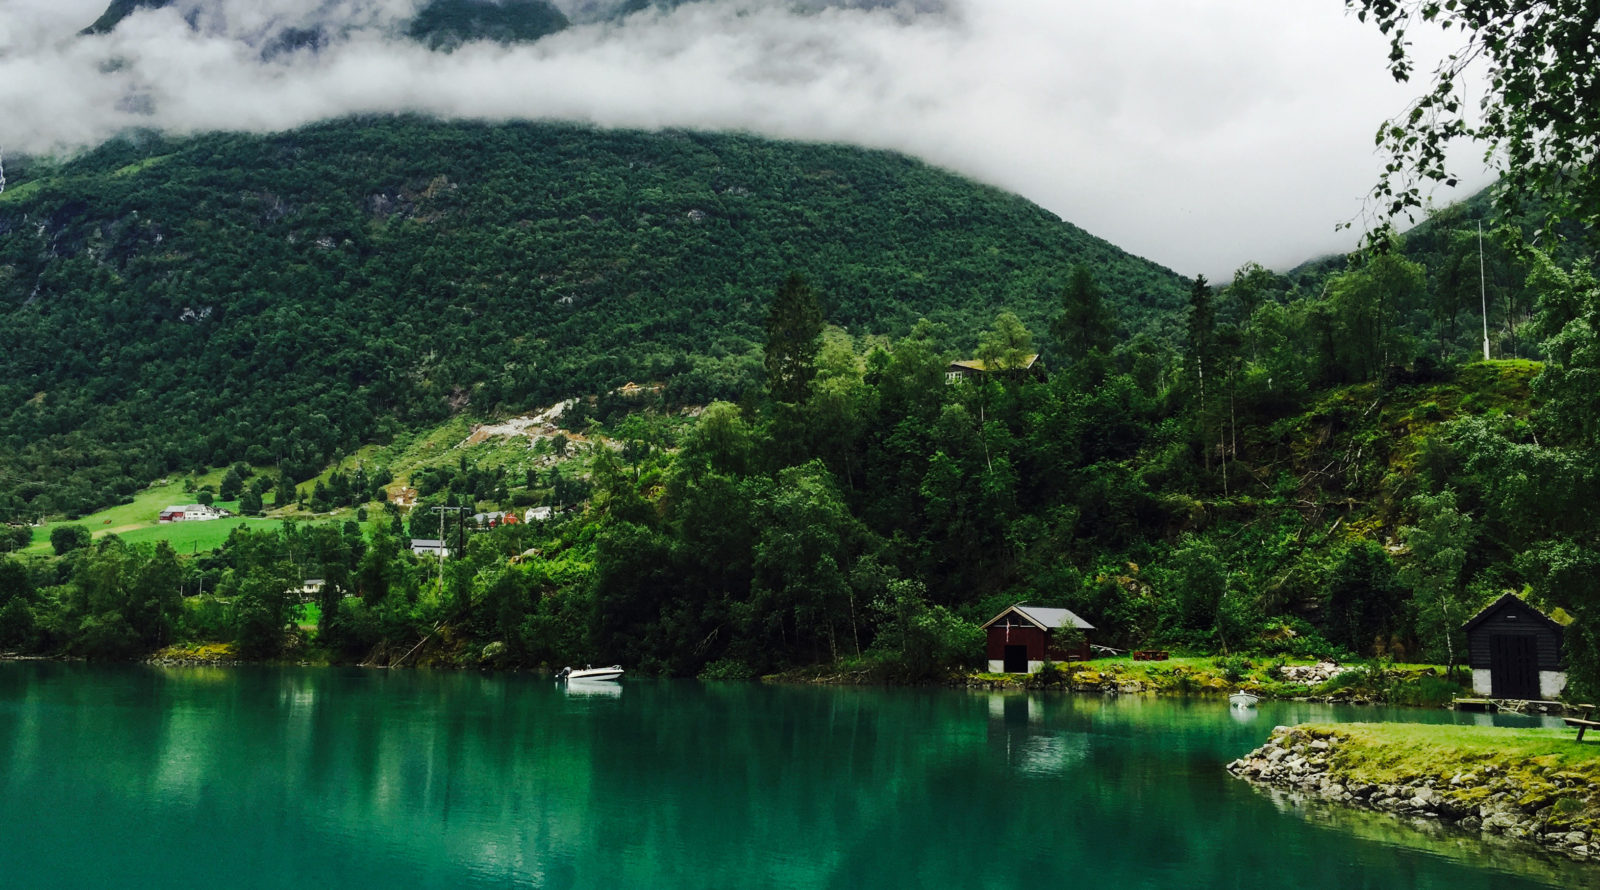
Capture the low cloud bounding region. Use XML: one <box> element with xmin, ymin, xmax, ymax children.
<box><xmin>0</xmin><ymin>0</ymin><xmax>1486</xmax><ymax>275</ymax></box>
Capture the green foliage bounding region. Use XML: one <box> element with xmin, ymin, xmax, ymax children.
<box><xmin>697</xmin><ymin>659</ymin><xmax>758</xmax><ymax>680</ymax></box>
<box><xmin>9</xmin><ymin>113</ymin><xmax>1599</xmax><ymax>680</ymax></box>
<box><xmin>866</xmin><ymin>579</ymin><xmax>983</xmax><ymax>681</ymax></box>
<box><xmin>1214</xmin><ymin>655</ymin><xmax>1251</xmax><ymax>684</ymax></box>
<box><xmin>219</xmin><ymin>466</ymin><xmax>243</xmax><ymax>501</ymax></box>
<box><xmin>407</xmin><ymin>0</ymin><xmax>569</xmax><ymax>50</ymax></box>
<box><xmin>1350</xmin><ymin>0</ymin><xmax>1600</xmax><ymax>244</ymax></box>
<box><xmin>1050</xmin><ymin>265</ymin><xmax>1112</xmax><ymax>364</ymax></box>
<box><xmin>1</xmin><ymin>526</ymin><xmax>30</xmax><ymax>552</ymax></box>
<box><xmin>50</xmin><ymin>525</ymin><xmax>91</xmax><ymax>556</ymax></box>
<box><xmin>0</xmin><ymin>118</ymin><xmax>1188</xmax><ymax>524</ymax></box>
<box><xmin>1401</xmin><ymin>488</ymin><xmax>1477</xmax><ymax>667</ymax></box>
<box><xmin>1323</xmin><ymin>540</ymin><xmax>1407</xmax><ymax>656</ymax></box>
<box><xmin>764</xmin><ymin>272</ymin><xmax>825</xmax><ymax>404</ymax></box>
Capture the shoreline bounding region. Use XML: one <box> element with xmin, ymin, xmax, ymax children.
<box><xmin>1228</xmin><ymin>724</ymin><xmax>1600</xmax><ymax>863</ymax></box>
<box><xmin>0</xmin><ymin>651</ymin><xmax>1585</xmax><ymax>717</ymax></box>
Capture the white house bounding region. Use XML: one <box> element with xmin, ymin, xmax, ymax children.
<box><xmin>411</xmin><ymin>538</ymin><xmax>450</xmax><ymax>558</ymax></box>
<box><xmin>158</xmin><ymin>504</ymin><xmax>224</xmax><ymax>523</ymax></box>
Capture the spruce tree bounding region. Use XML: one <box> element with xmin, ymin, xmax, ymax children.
<box><xmin>219</xmin><ymin>467</ymin><xmax>244</xmax><ymax>501</ymax></box>
<box><xmin>1050</xmin><ymin>265</ymin><xmax>1112</xmax><ymax>363</ymax></box>
<box><xmin>763</xmin><ymin>272</ymin><xmax>824</xmax><ymax>404</ymax></box>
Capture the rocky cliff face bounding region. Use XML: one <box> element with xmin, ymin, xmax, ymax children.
<box><xmin>1228</xmin><ymin>726</ymin><xmax>1598</xmax><ymax>862</ymax></box>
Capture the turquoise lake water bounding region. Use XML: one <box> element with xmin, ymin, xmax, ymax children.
<box><xmin>0</xmin><ymin>662</ymin><xmax>1588</xmax><ymax>888</ymax></box>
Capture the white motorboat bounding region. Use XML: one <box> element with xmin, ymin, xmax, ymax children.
<box><xmin>1229</xmin><ymin>691</ymin><xmax>1260</xmax><ymax>709</ymax></box>
<box><xmin>558</xmin><ymin>665</ymin><xmax>624</xmax><ymax>682</ymax></box>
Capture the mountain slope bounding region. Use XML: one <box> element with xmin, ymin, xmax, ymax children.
<box><xmin>80</xmin><ymin>0</ymin><xmax>174</xmax><ymax>35</ymax></box>
<box><xmin>79</xmin><ymin>0</ymin><xmax>570</xmax><ymax>50</ymax></box>
<box><xmin>408</xmin><ymin>0</ymin><xmax>570</xmax><ymax>49</ymax></box>
<box><xmin>0</xmin><ymin>117</ymin><xmax>1187</xmax><ymax>520</ymax></box>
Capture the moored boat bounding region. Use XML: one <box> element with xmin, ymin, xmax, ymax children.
<box><xmin>558</xmin><ymin>665</ymin><xmax>625</xmax><ymax>681</ymax></box>
<box><xmin>1229</xmin><ymin>691</ymin><xmax>1259</xmax><ymax>709</ymax></box>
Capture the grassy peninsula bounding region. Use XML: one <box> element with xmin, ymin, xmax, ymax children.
<box><xmin>1231</xmin><ymin>723</ymin><xmax>1600</xmax><ymax>860</ymax></box>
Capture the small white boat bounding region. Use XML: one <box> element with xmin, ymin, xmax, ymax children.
<box><xmin>558</xmin><ymin>665</ymin><xmax>624</xmax><ymax>682</ymax></box>
<box><xmin>1229</xmin><ymin>691</ymin><xmax>1260</xmax><ymax>709</ymax></box>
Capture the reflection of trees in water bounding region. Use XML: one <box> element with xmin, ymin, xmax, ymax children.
<box><xmin>1249</xmin><ymin>784</ymin><xmax>1580</xmax><ymax>887</ymax></box>
<box><xmin>0</xmin><ymin>667</ymin><xmax>1585</xmax><ymax>888</ymax></box>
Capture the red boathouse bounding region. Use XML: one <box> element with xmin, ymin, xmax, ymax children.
<box><xmin>982</xmin><ymin>603</ymin><xmax>1094</xmax><ymax>674</ymax></box>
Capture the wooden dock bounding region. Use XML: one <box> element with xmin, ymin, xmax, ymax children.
<box><xmin>1451</xmin><ymin>697</ymin><xmax>1499</xmax><ymax>712</ymax></box>
<box><xmin>1451</xmin><ymin>697</ymin><xmax>1572</xmax><ymax>714</ymax></box>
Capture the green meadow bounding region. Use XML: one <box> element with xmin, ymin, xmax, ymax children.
<box><xmin>18</xmin><ymin>472</ymin><xmax>300</xmax><ymax>555</ymax></box>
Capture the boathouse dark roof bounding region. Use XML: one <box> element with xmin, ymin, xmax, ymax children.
<box><xmin>1461</xmin><ymin>593</ymin><xmax>1566</xmax><ymax>634</ymax></box>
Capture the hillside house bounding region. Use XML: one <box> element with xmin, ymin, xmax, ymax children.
<box><xmin>982</xmin><ymin>603</ymin><xmax>1094</xmax><ymax>673</ymax></box>
<box><xmin>411</xmin><ymin>538</ymin><xmax>450</xmax><ymax>558</ymax></box>
<box><xmin>946</xmin><ymin>354</ymin><xmax>1045</xmax><ymax>384</ymax></box>
<box><xmin>525</xmin><ymin>507</ymin><xmax>554</xmax><ymax>522</ymax></box>
<box><xmin>158</xmin><ymin>504</ymin><xmax>224</xmax><ymax>523</ymax></box>
<box><xmin>1463</xmin><ymin>593</ymin><xmax>1568</xmax><ymax>700</ymax></box>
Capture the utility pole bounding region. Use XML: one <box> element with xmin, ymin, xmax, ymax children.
<box><xmin>430</xmin><ymin>505</ymin><xmax>465</xmax><ymax>596</ymax></box>
<box><xmin>1479</xmin><ymin>221</ymin><xmax>1491</xmax><ymax>361</ymax></box>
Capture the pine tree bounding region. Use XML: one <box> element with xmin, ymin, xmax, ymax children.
<box><xmin>219</xmin><ymin>466</ymin><xmax>244</xmax><ymax>501</ymax></box>
<box><xmin>763</xmin><ymin>272</ymin><xmax>825</xmax><ymax>404</ymax></box>
<box><xmin>1186</xmin><ymin>274</ymin><xmax>1214</xmax><ymax>407</ymax></box>
<box><xmin>274</xmin><ymin>474</ymin><xmax>297</xmax><ymax>509</ymax></box>
<box><xmin>1050</xmin><ymin>265</ymin><xmax>1112</xmax><ymax>363</ymax></box>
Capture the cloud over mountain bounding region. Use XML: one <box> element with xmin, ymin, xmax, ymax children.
<box><xmin>0</xmin><ymin>0</ymin><xmax>1483</xmax><ymax>273</ymax></box>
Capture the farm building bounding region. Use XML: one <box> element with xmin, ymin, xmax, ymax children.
<box><xmin>1462</xmin><ymin>593</ymin><xmax>1568</xmax><ymax>700</ymax></box>
<box><xmin>946</xmin><ymin>354</ymin><xmax>1045</xmax><ymax>384</ymax></box>
<box><xmin>411</xmin><ymin>538</ymin><xmax>450</xmax><ymax>558</ymax></box>
<box><xmin>982</xmin><ymin>603</ymin><xmax>1094</xmax><ymax>674</ymax></box>
<box><xmin>158</xmin><ymin>504</ymin><xmax>224</xmax><ymax>523</ymax></box>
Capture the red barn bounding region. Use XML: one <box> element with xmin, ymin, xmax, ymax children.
<box><xmin>982</xmin><ymin>604</ymin><xmax>1094</xmax><ymax>674</ymax></box>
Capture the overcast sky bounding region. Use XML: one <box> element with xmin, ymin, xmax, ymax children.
<box><xmin>0</xmin><ymin>0</ymin><xmax>1487</xmax><ymax>276</ymax></box>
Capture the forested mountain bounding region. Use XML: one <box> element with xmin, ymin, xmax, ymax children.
<box><xmin>77</xmin><ymin>0</ymin><xmax>944</xmax><ymax>44</ymax></box>
<box><xmin>81</xmin><ymin>0</ymin><xmax>571</xmax><ymax>49</ymax></box>
<box><xmin>0</xmin><ymin>117</ymin><xmax>1188</xmax><ymax>520</ymax></box>
<box><xmin>408</xmin><ymin>0</ymin><xmax>570</xmax><ymax>49</ymax></box>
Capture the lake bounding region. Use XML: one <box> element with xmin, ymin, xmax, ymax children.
<box><xmin>0</xmin><ymin>662</ymin><xmax>1588</xmax><ymax>889</ymax></box>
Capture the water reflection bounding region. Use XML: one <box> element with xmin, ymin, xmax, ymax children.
<box><xmin>1229</xmin><ymin>703</ymin><xmax>1261</xmax><ymax>724</ymax></box>
<box><xmin>0</xmin><ymin>663</ymin><xmax>1587</xmax><ymax>890</ymax></box>
<box><xmin>562</xmin><ymin>678</ymin><xmax>623</xmax><ymax>698</ymax></box>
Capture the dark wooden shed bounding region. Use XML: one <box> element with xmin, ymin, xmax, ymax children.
<box><xmin>1462</xmin><ymin>593</ymin><xmax>1567</xmax><ymax>700</ymax></box>
<box><xmin>982</xmin><ymin>604</ymin><xmax>1093</xmax><ymax>674</ymax></box>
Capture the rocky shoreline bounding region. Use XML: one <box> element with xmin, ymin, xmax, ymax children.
<box><xmin>1228</xmin><ymin>725</ymin><xmax>1599</xmax><ymax>862</ymax></box>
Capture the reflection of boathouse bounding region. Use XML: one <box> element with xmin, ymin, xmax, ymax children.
<box><xmin>982</xmin><ymin>604</ymin><xmax>1093</xmax><ymax>674</ymax></box>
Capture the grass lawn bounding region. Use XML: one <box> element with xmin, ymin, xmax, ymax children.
<box><xmin>295</xmin><ymin>602</ymin><xmax>321</xmax><ymax>632</ymax></box>
<box><xmin>1306</xmin><ymin>721</ymin><xmax>1600</xmax><ymax>784</ymax></box>
<box><xmin>18</xmin><ymin>469</ymin><xmax>313</xmax><ymax>555</ymax></box>
<box><xmin>116</xmin><ymin>518</ymin><xmax>290</xmax><ymax>553</ymax></box>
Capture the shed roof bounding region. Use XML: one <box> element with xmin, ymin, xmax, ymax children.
<box><xmin>1461</xmin><ymin>592</ymin><xmax>1566</xmax><ymax>634</ymax></box>
<box><xmin>949</xmin><ymin>354</ymin><xmax>1040</xmax><ymax>373</ymax></box>
<box><xmin>981</xmin><ymin>603</ymin><xmax>1094</xmax><ymax>631</ymax></box>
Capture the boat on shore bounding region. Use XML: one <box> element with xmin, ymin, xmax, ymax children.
<box><xmin>558</xmin><ymin>665</ymin><xmax>624</xmax><ymax>682</ymax></box>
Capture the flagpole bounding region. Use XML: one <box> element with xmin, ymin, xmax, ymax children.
<box><xmin>1479</xmin><ymin>221</ymin><xmax>1491</xmax><ymax>361</ymax></box>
